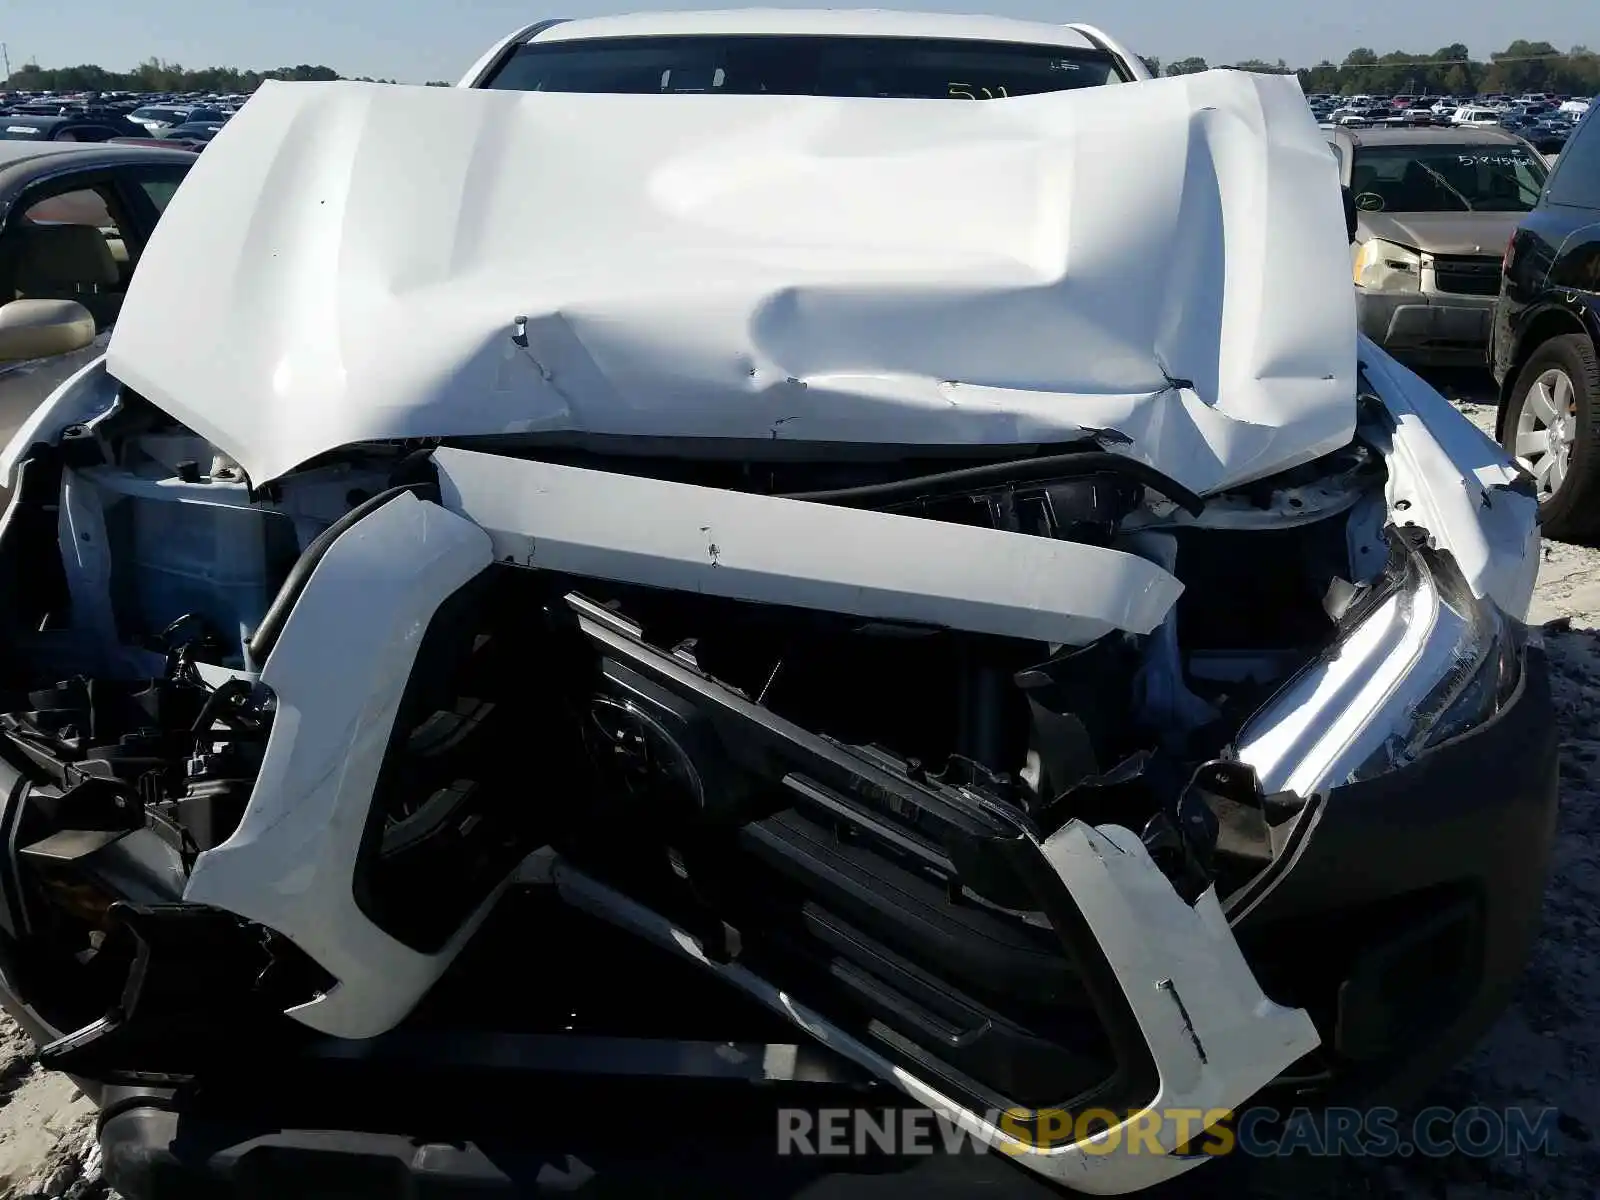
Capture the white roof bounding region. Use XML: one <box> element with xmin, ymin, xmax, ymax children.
<box><xmin>532</xmin><ymin>9</ymin><xmax>1101</xmax><ymax>51</ymax></box>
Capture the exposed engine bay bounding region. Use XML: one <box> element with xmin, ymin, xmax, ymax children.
<box><xmin>0</xmin><ymin>373</ymin><xmax>1534</xmax><ymax>1144</ymax></box>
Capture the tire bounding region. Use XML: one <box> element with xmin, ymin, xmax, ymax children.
<box><xmin>1501</xmin><ymin>332</ymin><xmax>1600</xmax><ymax>543</ymax></box>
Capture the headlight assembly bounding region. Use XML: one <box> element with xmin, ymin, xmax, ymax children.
<box><xmin>1354</xmin><ymin>238</ymin><xmax>1423</xmax><ymax>291</ymax></box>
<box><xmin>1234</xmin><ymin>529</ymin><xmax>1523</xmax><ymax>798</ymax></box>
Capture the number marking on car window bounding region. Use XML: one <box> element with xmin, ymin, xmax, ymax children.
<box><xmin>948</xmin><ymin>83</ymin><xmax>1009</xmax><ymax>99</ymax></box>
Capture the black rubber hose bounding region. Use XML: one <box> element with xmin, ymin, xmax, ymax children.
<box><xmin>189</xmin><ymin>677</ymin><xmax>252</xmax><ymax>739</ymax></box>
<box><xmin>774</xmin><ymin>451</ymin><xmax>1206</xmax><ymax>516</ymax></box>
<box><xmin>247</xmin><ymin>482</ymin><xmax>440</xmax><ymax>667</ymax></box>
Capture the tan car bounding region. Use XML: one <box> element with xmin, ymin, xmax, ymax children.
<box><xmin>1328</xmin><ymin>126</ymin><xmax>1550</xmax><ymax>365</ymax></box>
<box><xmin>0</xmin><ymin>141</ymin><xmax>193</xmax><ymax>461</ymax></box>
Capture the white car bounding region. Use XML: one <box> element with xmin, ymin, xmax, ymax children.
<box><xmin>124</xmin><ymin>104</ymin><xmax>195</xmax><ymax>133</ymax></box>
<box><xmin>0</xmin><ymin>12</ymin><xmax>1557</xmax><ymax>1199</ymax></box>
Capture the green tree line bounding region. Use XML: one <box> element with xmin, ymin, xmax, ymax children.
<box><xmin>1158</xmin><ymin>40</ymin><xmax>1600</xmax><ymax>97</ymax></box>
<box><xmin>5</xmin><ymin>38</ymin><xmax>1598</xmax><ymax>98</ymax></box>
<box><xmin>0</xmin><ymin>58</ymin><xmax>421</xmax><ymax>93</ymax></box>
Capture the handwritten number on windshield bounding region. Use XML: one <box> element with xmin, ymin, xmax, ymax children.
<box><xmin>949</xmin><ymin>83</ymin><xmax>1009</xmax><ymax>99</ymax></box>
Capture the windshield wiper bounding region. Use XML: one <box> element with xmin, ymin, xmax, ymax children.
<box><xmin>1413</xmin><ymin>160</ymin><xmax>1475</xmax><ymax>211</ymax></box>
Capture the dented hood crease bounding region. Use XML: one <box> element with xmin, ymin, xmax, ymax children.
<box><xmin>106</xmin><ymin>72</ymin><xmax>1357</xmax><ymax>492</ymax></box>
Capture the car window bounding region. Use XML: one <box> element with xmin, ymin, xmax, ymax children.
<box><xmin>23</xmin><ymin>188</ymin><xmax>114</xmax><ymax>229</ymax></box>
<box><xmin>483</xmin><ymin>35</ymin><xmax>1126</xmax><ymax>97</ymax></box>
<box><xmin>1348</xmin><ymin>143</ymin><xmax>1548</xmax><ymax>213</ymax></box>
<box><xmin>1545</xmin><ymin>108</ymin><xmax>1600</xmax><ymax>210</ymax></box>
<box><xmin>138</xmin><ymin>178</ymin><xmax>182</xmax><ymax>214</ymax></box>
<box><xmin>1</xmin><ymin>182</ymin><xmax>136</xmax><ymax>331</ymax></box>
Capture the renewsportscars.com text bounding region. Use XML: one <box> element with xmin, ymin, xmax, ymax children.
<box><xmin>777</xmin><ymin>1105</ymin><xmax>1561</xmax><ymax>1159</ymax></box>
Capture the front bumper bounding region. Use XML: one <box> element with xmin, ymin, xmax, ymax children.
<box><xmin>1234</xmin><ymin>640</ymin><xmax>1558</xmax><ymax>1105</ymax></box>
<box><xmin>1358</xmin><ymin>288</ymin><xmax>1497</xmax><ymax>363</ymax></box>
<box><xmin>59</xmin><ymin>644</ymin><xmax>1558</xmax><ymax>1199</ymax></box>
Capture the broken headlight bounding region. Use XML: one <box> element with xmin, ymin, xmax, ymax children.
<box><xmin>1233</xmin><ymin>531</ymin><xmax>1522</xmax><ymax>798</ymax></box>
<box><xmin>1353</xmin><ymin>238</ymin><xmax>1422</xmax><ymax>292</ymax></box>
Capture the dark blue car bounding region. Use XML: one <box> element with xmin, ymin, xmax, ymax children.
<box><xmin>1491</xmin><ymin>104</ymin><xmax>1600</xmax><ymax>540</ymax></box>
<box><xmin>0</xmin><ymin>114</ymin><xmax>145</xmax><ymax>143</ymax></box>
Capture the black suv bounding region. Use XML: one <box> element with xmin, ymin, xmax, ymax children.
<box><xmin>1492</xmin><ymin>106</ymin><xmax>1600</xmax><ymax>541</ymax></box>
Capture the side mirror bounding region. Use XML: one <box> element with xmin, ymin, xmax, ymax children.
<box><xmin>0</xmin><ymin>299</ymin><xmax>96</xmax><ymax>363</ymax></box>
<box><xmin>1342</xmin><ymin>185</ymin><xmax>1358</xmax><ymax>244</ymax></box>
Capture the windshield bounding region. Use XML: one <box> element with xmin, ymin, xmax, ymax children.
<box><xmin>132</xmin><ymin>107</ymin><xmax>186</xmax><ymax>122</ymax></box>
<box><xmin>481</xmin><ymin>35</ymin><xmax>1125</xmax><ymax>97</ymax></box>
<box><xmin>1349</xmin><ymin>143</ymin><xmax>1549</xmax><ymax>213</ymax></box>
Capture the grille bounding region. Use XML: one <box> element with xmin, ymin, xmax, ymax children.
<box><xmin>1432</xmin><ymin>255</ymin><xmax>1502</xmax><ymax>297</ymax></box>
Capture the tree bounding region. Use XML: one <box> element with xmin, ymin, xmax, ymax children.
<box><xmin>1164</xmin><ymin>57</ymin><xmax>1209</xmax><ymax>77</ymax></box>
<box><xmin>1298</xmin><ymin>61</ymin><xmax>1341</xmax><ymax>93</ymax></box>
<box><xmin>1485</xmin><ymin>39</ymin><xmax>1560</xmax><ymax>93</ymax></box>
<box><xmin>1140</xmin><ymin>56</ymin><xmax>1161</xmax><ymax>77</ymax></box>
<box><xmin>5</xmin><ymin>59</ymin><xmax>346</xmax><ymax>93</ymax></box>
<box><xmin>1230</xmin><ymin>58</ymin><xmax>1292</xmax><ymax>74</ymax></box>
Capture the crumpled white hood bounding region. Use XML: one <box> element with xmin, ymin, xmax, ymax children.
<box><xmin>107</xmin><ymin>71</ymin><xmax>1356</xmax><ymax>491</ymax></box>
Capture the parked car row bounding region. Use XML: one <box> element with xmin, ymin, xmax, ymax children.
<box><xmin>1331</xmin><ymin>93</ymin><xmax>1600</xmax><ymax>543</ymax></box>
<box><xmin>1310</xmin><ymin>90</ymin><xmax>1591</xmax><ymax>122</ymax></box>
<box><xmin>1313</xmin><ymin>91</ymin><xmax>1587</xmax><ymax>155</ymax></box>
<box><xmin>0</xmin><ymin>90</ymin><xmax>238</xmax><ymax>149</ymax></box>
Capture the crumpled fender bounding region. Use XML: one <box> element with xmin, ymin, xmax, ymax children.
<box><xmin>0</xmin><ymin>352</ymin><xmax>119</xmax><ymax>490</ymax></box>
<box><xmin>1357</xmin><ymin>338</ymin><xmax>1540</xmax><ymax>621</ymax></box>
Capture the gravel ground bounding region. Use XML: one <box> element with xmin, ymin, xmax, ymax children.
<box><xmin>0</xmin><ymin>374</ymin><xmax>1594</xmax><ymax>1200</ymax></box>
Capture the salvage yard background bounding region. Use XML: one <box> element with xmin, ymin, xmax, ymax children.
<box><xmin>0</xmin><ymin>372</ymin><xmax>1594</xmax><ymax>1200</ymax></box>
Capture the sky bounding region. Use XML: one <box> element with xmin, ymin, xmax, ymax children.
<box><xmin>0</xmin><ymin>0</ymin><xmax>1595</xmax><ymax>85</ymax></box>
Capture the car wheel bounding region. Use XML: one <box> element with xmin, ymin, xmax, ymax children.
<box><xmin>1502</xmin><ymin>333</ymin><xmax>1600</xmax><ymax>543</ymax></box>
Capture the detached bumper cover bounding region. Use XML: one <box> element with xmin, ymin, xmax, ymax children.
<box><xmin>80</xmin><ymin>645</ymin><xmax>1557</xmax><ymax>1200</ymax></box>
<box><xmin>81</xmin><ymin>649</ymin><xmax>1555</xmax><ymax>1200</ymax></box>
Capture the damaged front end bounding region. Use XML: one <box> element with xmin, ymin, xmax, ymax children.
<box><xmin>0</xmin><ymin>361</ymin><xmax>1556</xmax><ymax>1194</ymax></box>
<box><xmin>0</xmin><ymin>70</ymin><xmax>1560</xmax><ymax>1197</ymax></box>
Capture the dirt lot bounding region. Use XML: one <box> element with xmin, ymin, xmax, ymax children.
<box><xmin>0</xmin><ymin>373</ymin><xmax>1594</xmax><ymax>1200</ymax></box>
